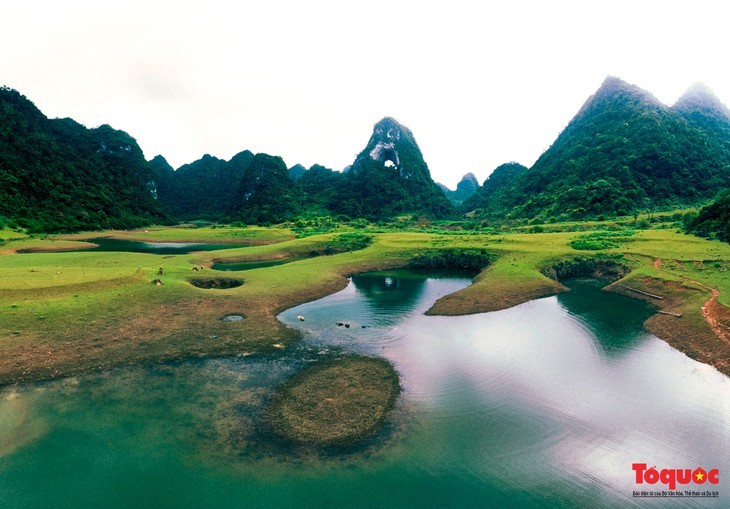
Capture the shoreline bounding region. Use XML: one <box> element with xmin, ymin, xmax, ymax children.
<box><xmin>1</xmin><ymin>230</ymin><xmax>729</xmax><ymax>387</ymax></box>
<box><xmin>2</xmin><ymin>268</ymin><xmax>728</xmax><ymax>388</ymax></box>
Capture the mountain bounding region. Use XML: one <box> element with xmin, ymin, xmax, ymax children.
<box><xmin>461</xmin><ymin>163</ymin><xmax>528</xmax><ymax>216</ymax></box>
<box><xmin>451</xmin><ymin>172</ymin><xmax>480</xmax><ymax>203</ymax></box>
<box><xmin>288</xmin><ymin>163</ymin><xmax>307</xmax><ymax>181</ymax></box>
<box><xmin>296</xmin><ymin>164</ymin><xmax>344</xmax><ymax>213</ymax></box>
<box><xmin>153</xmin><ymin>150</ymin><xmax>254</xmax><ymax>220</ymax></box>
<box><xmin>673</xmin><ymin>83</ymin><xmax>730</xmax><ymax>157</ymax></box>
<box><xmin>0</xmin><ymin>87</ymin><xmax>167</xmax><ymax>232</ymax></box>
<box><xmin>336</xmin><ymin>117</ymin><xmax>454</xmax><ymax>219</ymax></box>
<box><xmin>478</xmin><ymin>77</ymin><xmax>730</xmax><ymax>220</ymax></box>
<box><xmin>229</xmin><ymin>153</ymin><xmax>303</xmax><ymax>224</ymax></box>
<box><xmin>438</xmin><ymin>173</ymin><xmax>480</xmax><ymax>205</ymax></box>
<box><xmin>148</xmin><ymin>154</ymin><xmax>174</xmax><ymax>202</ymax></box>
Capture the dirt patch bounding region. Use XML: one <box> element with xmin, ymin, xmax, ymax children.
<box><xmin>267</xmin><ymin>355</ymin><xmax>400</xmax><ymax>446</ymax></box>
<box><xmin>189</xmin><ymin>278</ymin><xmax>244</xmax><ymax>289</ymax></box>
<box><xmin>695</xmin><ymin>285</ymin><xmax>730</xmax><ymax>347</ymax></box>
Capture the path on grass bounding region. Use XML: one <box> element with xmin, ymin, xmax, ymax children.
<box><xmin>653</xmin><ymin>258</ymin><xmax>730</xmax><ymax>347</ymax></box>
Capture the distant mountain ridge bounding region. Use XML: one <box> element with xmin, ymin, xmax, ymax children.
<box><xmin>152</xmin><ymin>151</ymin><xmax>254</xmax><ymax>220</ymax></box>
<box><xmin>438</xmin><ymin>173</ymin><xmax>480</xmax><ymax>205</ymax></box>
<box><xmin>3</xmin><ymin>79</ymin><xmax>729</xmax><ymax>231</ymax></box>
<box><xmin>463</xmin><ymin>77</ymin><xmax>730</xmax><ymax>220</ymax></box>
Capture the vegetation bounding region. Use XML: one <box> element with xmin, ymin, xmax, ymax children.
<box><xmin>541</xmin><ymin>256</ymin><xmax>630</xmax><ymax>282</ymax></box>
<box><xmin>463</xmin><ymin>78</ymin><xmax>730</xmax><ymax>221</ymax></box>
<box><xmin>229</xmin><ymin>153</ymin><xmax>303</xmax><ymax>224</ymax></box>
<box><xmin>2</xmin><ymin>218</ymin><xmax>727</xmax><ymax>386</ymax></box>
<box><xmin>569</xmin><ymin>230</ymin><xmax>635</xmax><ymax>250</ymax></box>
<box><xmin>2</xmin><ymin>81</ymin><xmax>730</xmax><ymax>385</ymax></box>
<box><xmin>295</xmin><ymin>164</ymin><xmax>344</xmax><ymax>213</ymax></box>
<box><xmin>335</xmin><ymin>117</ymin><xmax>454</xmax><ymax>220</ymax></box>
<box><xmin>408</xmin><ymin>248</ymin><xmax>491</xmax><ymax>270</ymax></box>
<box><xmin>267</xmin><ymin>355</ymin><xmax>400</xmax><ymax>446</ymax></box>
<box><xmin>461</xmin><ymin>162</ymin><xmax>527</xmax><ymax>216</ymax></box>
<box><xmin>0</xmin><ymin>87</ymin><xmax>169</xmax><ymax>232</ymax></box>
<box><xmin>308</xmin><ymin>233</ymin><xmax>373</xmax><ymax>256</ymax></box>
<box><xmin>686</xmin><ymin>189</ymin><xmax>730</xmax><ymax>242</ymax></box>
<box><xmin>438</xmin><ymin>173</ymin><xmax>479</xmax><ymax>205</ymax></box>
<box><xmin>152</xmin><ymin>151</ymin><xmax>254</xmax><ymax>220</ymax></box>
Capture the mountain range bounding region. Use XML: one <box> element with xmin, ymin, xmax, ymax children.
<box><xmin>1</xmin><ymin>77</ymin><xmax>729</xmax><ymax>232</ymax></box>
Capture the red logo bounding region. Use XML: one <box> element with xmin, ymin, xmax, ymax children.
<box><xmin>633</xmin><ymin>463</ymin><xmax>720</xmax><ymax>490</ymax></box>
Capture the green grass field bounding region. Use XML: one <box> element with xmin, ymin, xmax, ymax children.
<box><xmin>1</xmin><ymin>223</ymin><xmax>728</xmax><ymax>384</ymax></box>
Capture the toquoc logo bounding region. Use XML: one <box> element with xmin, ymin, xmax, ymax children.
<box><xmin>633</xmin><ymin>463</ymin><xmax>720</xmax><ymax>490</ymax></box>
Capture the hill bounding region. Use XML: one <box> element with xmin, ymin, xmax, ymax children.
<box><xmin>0</xmin><ymin>87</ymin><xmax>167</xmax><ymax>232</ymax></box>
<box><xmin>152</xmin><ymin>150</ymin><xmax>254</xmax><ymax>220</ymax></box>
<box><xmin>461</xmin><ymin>163</ymin><xmax>528</xmax><ymax>216</ymax></box>
<box><xmin>229</xmin><ymin>153</ymin><xmax>303</xmax><ymax>224</ymax></box>
<box><xmin>467</xmin><ymin>78</ymin><xmax>730</xmax><ymax>220</ymax></box>
<box><xmin>438</xmin><ymin>173</ymin><xmax>480</xmax><ymax>205</ymax></box>
<box><xmin>336</xmin><ymin>117</ymin><xmax>454</xmax><ymax>219</ymax></box>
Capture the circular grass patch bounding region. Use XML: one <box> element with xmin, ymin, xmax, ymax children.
<box><xmin>189</xmin><ymin>278</ymin><xmax>243</xmax><ymax>289</ymax></box>
<box><xmin>267</xmin><ymin>355</ymin><xmax>400</xmax><ymax>446</ymax></box>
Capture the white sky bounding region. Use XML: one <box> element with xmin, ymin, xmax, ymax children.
<box><xmin>2</xmin><ymin>0</ymin><xmax>729</xmax><ymax>188</ymax></box>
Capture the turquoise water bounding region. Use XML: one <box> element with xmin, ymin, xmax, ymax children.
<box><xmin>1</xmin><ymin>274</ymin><xmax>728</xmax><ymax>508</ymax></box>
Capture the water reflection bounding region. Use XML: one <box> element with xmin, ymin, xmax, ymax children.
<box><xmin>83</xmin><ymin>237</ymin><xmax>241</xmax><ymax>254</ymax></box>
<box><xmin>556</xmin><ymin>278</ymin><xmax>655</xmax><ymax>355</ymax></box>
<box><xmin>2</xmin><ymin>273</ymin><xmax>728</xmax><ymax>509</ymax></box>
<box><xmin>352</xmin><ymin>273</ymin><xmax>427</xmax><ymax>315</ymax></box>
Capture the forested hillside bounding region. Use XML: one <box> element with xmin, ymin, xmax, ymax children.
<box><xmin>0</xmin><ymin>87</ymin><xmax>167</xmax><ymax>232</ymax></box>
<box><xmin>463</xmin><ymin>78</ymin><xmax>730</xmax><ymax>220</ymax></box>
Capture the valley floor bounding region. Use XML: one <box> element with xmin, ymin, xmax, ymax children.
<box><xmin>0</xmin><ymin>224</ymin><xmax>728</xmax><ymax>385</ymax></box>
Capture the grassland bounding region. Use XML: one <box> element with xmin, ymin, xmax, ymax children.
<box><xmin>0</xmin><ymin>223</ymin><xmax>729</xmax><ymax>385</ymax></box>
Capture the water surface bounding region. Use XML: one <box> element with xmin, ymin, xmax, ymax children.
<box><xmin>82</xmin><ymin>237</ymin><xmax>242</xmax><ymax>254</ymax></box>
<box><xmin>1</xmin><ymin>274</ymin><xmax>728</xmax><ymax>508</ymax></box>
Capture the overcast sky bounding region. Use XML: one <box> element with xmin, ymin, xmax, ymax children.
<box><xmin>2</xmin><ymin>0</ymin><xmax>729</xmax><ymax>188</ymax></box>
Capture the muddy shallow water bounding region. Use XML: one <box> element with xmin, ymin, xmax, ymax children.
<box><xmin>1</xmin><ymin>273</ymin><xmax>728</xmax><ymax>508</ymax></box>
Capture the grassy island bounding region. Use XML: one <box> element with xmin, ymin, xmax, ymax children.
<box><xmin>266</xmin><ymin>355</ymin><xmax>400</xmax><ymax>446</ymax></box>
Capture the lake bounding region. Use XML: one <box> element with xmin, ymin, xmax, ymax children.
<box><xmin>1</xmin><ymin>272</ymin><xmax>728</xmax><ymax>508</ymax></box>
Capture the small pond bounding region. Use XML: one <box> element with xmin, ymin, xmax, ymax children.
<box><xmin>81</xmin><ymin>237</ymin><xmax>242</xmax><ymax>254</ymax></box>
